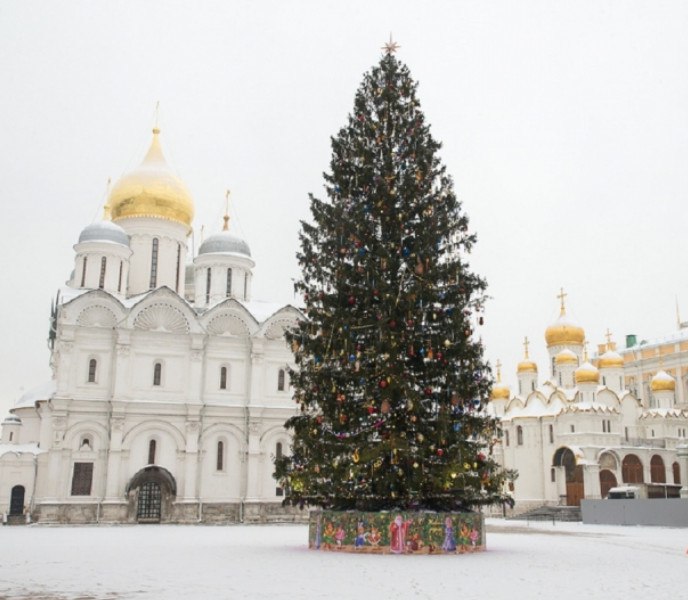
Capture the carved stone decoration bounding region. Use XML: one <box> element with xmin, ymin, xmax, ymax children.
<box><xmin>248</xmin><ymin>421</ymin><xmax>260</xmax><ymax>435</ymax></box>
<box><xmin>207</xmin><ymin>313</ymin><xmax>250</xmax><ymax>337</ymax></box>
<box><xmin>76</xmin><ymin>305</ymin><xmax>118</xmax><ymax>328</ymax></box>
<box><xmin>264</xmin><ymin>319</ymin><xmax>294</xmax><ymax>340</ymax></box>
<box><xmin>134</xmin><ymin>304</ymin><xmax>190</xmax><ymax>334</ymax></box>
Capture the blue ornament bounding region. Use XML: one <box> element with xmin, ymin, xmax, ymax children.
<box><xmin>402</xmin><ymin>247</ymin><xmax>411</xmax><ymax>257</ymax></box>
<box><xmin>349</xmin><ymin>354</ymin><xmax>356</xmax><ymax>362</ymax></box>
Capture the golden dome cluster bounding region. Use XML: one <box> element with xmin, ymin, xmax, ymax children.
<box><xmin>598</xmin><ymin>349</ymin><xmax>623</xmax><ymax>369</ymax></box>
<box><xmin>491</xmin><ymin>361</ymin><xmax>510</xmax><ymax>400</ymax></box>
<box><xmin>555</xmin><ymin>349</ymin><xmax>578</xmax><ymax>366</ymax></box>
<box><xmin>109</xmin><ymin>129</ymin><xmax>194</xmax><ymax>231</ymax></box>
<box><xmin>575</xmin><ymin>361</ymin><xmax>600</xmax><ymax>384</ymax></box>
<box><xmin>545</xmin><ymin>289</ymin><xmax>585</xmax><ymax>347</ymax></box>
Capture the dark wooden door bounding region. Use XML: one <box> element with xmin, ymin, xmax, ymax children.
<box><xmin>137</xmin><ymin>481</ymin><xmax>162</xmax><ymax>523</ymax></box>
<box><xmin>599</xmin><ymin>469</ymin><xmax>618</xmax><ymax>499</ymax></box>
<box><xmin>9</xmin><ymin>485</ymin><xmax>25</xmax><ymax>515</ymax></box>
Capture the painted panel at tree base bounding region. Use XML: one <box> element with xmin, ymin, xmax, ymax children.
<box><xmin>308</xmin><ymin>510</ymin><xmax>484</xmax><ymax>555</ymax></box>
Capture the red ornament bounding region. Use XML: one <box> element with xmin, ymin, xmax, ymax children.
<box><xmin>348</xmin><ymin>296</ymin><xmax>356</xmax><ymax>306</ymax></box>
<box><xmin>379</xmin><ymin>379</ymin><xmax>388</xmax><ymax>389</ymax></box>
<box><xmin>424</xmin><ymin>387</ymin><xmax>433</xmax><ymax>396</ymax></box>
<box><xmin>437</xmin><ymin>448</ymin><xmax>444</xmax><ymax>457</ymax></box>
<box><xmin>388</xmin><ymin>319</ymin><xmax>397</xmax><ymax>329</ymax></box>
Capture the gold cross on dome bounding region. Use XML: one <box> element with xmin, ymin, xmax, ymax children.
<box><xmin>523</xmin><ymin>336</ymin><xmax>530</xmax><ymax>358</ymax></box>
<box><xmin>604</xmin><ymin>328</ymin><xmax>613</xmax><ymax>347</ymax></box>
<box><xmin>557</xmin><ymin>287</ymin><xmax>568</xmax><ymax>315</ymax></box>
<box><xmin>382</xmin><ymin>33</ymin><xmax>400</xmax><ymax>55</ymax></box>
<box><xmin>495</xmin><ymin>359</ymin><xmax>503</xmax><ymax>381</ymax></box>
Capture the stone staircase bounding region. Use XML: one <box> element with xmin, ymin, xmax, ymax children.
<box><xmin>508</xmin><ymin>504</ymin><xmax>581</xmax><ymax>523</ymax></box>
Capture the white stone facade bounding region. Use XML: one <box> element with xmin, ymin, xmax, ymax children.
<box><xmin>0</xmin><ymin>130</ymin><xmax>302</xmax><ymax>524</ymax></box>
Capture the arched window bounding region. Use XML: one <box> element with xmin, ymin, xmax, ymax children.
<box><xmin>153</xmin><ymin>362</ymin><xmax>162</xmax><ymax>386</ymax></box>
<box><xmin>673</xmin><ymin>461</ymin><xmax>681</xmax><ymax>484</ymax></box>
<box><xmin>149</xmin><ymin>238</ymin><xmax>159</xmax><ymax>289</ymax></box>
<box><xmin>80</xmin><ymin>256</ymin><xmax>88</xmax><ymax>287</ymax></box>
<box><xmin>226</xmin><ymin>268</ymin><xmax>232</xmax><ymax>297</ymax></box>
<box><xmin>175</xmin><ymin>243</ymin><xmax>182</xmax><ymax>294</ymax></box>
<box><xmin>278</xmin><ymin>369</ymin><xmax>286</xmax><ymax>391</ymax></box>
<box><xmin>98</xmin><ymin>256</ymin><xmax>107</xmax><ymax>289</ymax></box>
<box><xmin>80</xmin><ymin>436</ymin><xmax>92</xmax><ymax>450</ymax></box>
<box><xmin>148</xmin><ymin>439</ymin><xmax>157</xmax><ymax>465</ymax></box>
<box><xmin>216</xmin><ymin>441</ymin><xmax>224</xmax><ymax>471</ymax></box>
<box><xmin>517</xmin><ymin>425</ymin><xmax>523</xmax><ymax>446</ymax></box>
<box><xmin>650</xmin><ymin>455</ymin><xmax>666</xmax><ymax>483</ymax></box>
<box><xmin>206</xmin><ymin>267</ymin><xmax>212</xmax><ymax>304</ymax></box>
<box><xmin>275</xmin><ymin>442</ymin><xmax>284</xmax><ymax>496</ymax></box>
<box><xmin>220</xmin><ymin>366</ymin><xmax>228</xmax><ymax>390</ymax></box>
<box><xmin>622</xmin><ymin>454</ymin><xmax>644</xmax><ymax>484</ymax></box>
<box><xmin>88</xmin><ymin>358</ymin><xmax>97</xmax><ymax>383</ymax></box>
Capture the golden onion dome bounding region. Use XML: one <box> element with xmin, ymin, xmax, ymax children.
<box><xmin>517</xmin><ymin>337</ymin><xmax>538</xmax><ymax>374</ymax></box>
<box><xmin>650</xmin><ymin>370</ymin><xmax>675</xmax><ymax>392</ymax></box>
<box><xmin>575</xmin><ymin>361</ymin><xmax>600</xmax><ymax>384</ymax></box>
<box><xmin>517</xmin><ymin>359</ymin><xmax>538</xmax><ymax>374</ymax></box>
<box><xmin>598</xmin><ymin>349</ymin><xmax>623</xmax><ymax>369</ymax></box>
<box><xmin>555</xmin><ymin>349</ymin><xmax>578</xmax><ymax>366</ymax></box>
<box><xmin>109</xmin><ymin>128</ymin><xmax>194</xmax><ymax>230</ymax></box>
<box><xmin>545</xmin><ymin>314</ymin><xmax>585</xmax><ymax>347</ymax></box>
<box><xmin>491</xmin><ymin>361</ymin><xmax>510</xmax><ymax>400</ymax></box>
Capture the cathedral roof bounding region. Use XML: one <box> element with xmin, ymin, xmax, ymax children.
<box><xmin>198</xmin><ymin>231</ymin><xmax>251</xmax><ymax>257</ymax></box>
<box><xmin>598</xmin><ymin>348</ymin><xmax>623</xmax><ymax>369</ymax></box>
<box><xmin>650</xmin><ymin>370</ymin><xmax>675</xmax><ymax>392</ymax></box>
<box><xmin>108</xmin><ymin>128</ymin><xmax>194</xmax><ymax>230</ymax></box>
<box><xmin>14</xmin><ymin>380</ymin><xmax>56</xmax><ymax>409</ymax></box>
<box><xmin>78</xmin><ymin>220</ymin><xmax>129</xmax><ymax>246</ymax></box>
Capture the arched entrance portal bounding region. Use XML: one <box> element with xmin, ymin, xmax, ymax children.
<box><xmin>9</xmin><ymin>485</ymin><xmax>25</xmax><ymax>516</ymax></box>
<box><xmin>599</xmin><ymin>469</ymin><xmax>618</xmax><ymax>499</ymax></box>
<box><xmin>126</xmin><ymin>466</ymin><xmax>177</xmax><ymax>524</ymax></box>
<box><xmin>553</xmin><ymin>447</ymin><xmax>584</xmax><ymax>506</ymax></box>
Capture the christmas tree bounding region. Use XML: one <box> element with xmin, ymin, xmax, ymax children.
<box><xmin>275</xmin><ymin>44</ymin><xmax>511</xmax><ymax>513</ymax></box>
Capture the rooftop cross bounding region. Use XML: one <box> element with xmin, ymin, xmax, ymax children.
<box><xmin>557</xmin><ymin>287</ymin><xmax>568</xmax><ymax>315</ymax></box>
<box><xmin>523</xmin><ymin>336</ymin><xmax>530</xmax><ymax>358</ymax></box>
<box><xmin>223</xmin><ymin>189</ymin><xmax>231</xmax><ymax>231</ymax></box>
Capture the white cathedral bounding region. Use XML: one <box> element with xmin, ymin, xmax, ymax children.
<box><xmin>0</xmin><ymin>128</ymin><xmax>302</xmax><ymax>524</ymax></box>
<box><xmin>490</xmin><ymin>292</ymin><xmax>688</xmax><ymax>513</ymax></box>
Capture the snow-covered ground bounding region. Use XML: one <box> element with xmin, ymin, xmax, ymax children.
<box><xmin>1</xmin><ymin>519</ymin><xmax>686</xmax><ymax>599</ymax></box>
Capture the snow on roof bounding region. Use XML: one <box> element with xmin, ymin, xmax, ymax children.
<box><xmin>560</xmin><ymin>402</ymin><xmax>618</xmax><ymax>415</ymax></box>
<box><xmin>0</xmin><ymin>442</ymin><xmax>42</xmax><ymax>458</ymax></box>
<box><xmin>14</xmin><ymin>380</ymin><xmax>56</xmax><ymax>409</ymax></box>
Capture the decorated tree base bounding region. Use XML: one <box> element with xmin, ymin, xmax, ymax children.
<box><xmin>308</xmin><ymin>510</ymin><xmax>484</xmax><ymax>555</ymax></box>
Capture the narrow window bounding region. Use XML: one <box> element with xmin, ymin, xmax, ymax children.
<box><xmin>548</xmin><ymin>424</ymin><xmax>554</xmax><ymax>444</ymax></box>
<box><xmin>277</xmin><ymin>368</ymin><xmax>286</xmax><ymax>391</ymax></box>
<box><xmin>531</xmin><ymin>381</ymin><xmax>535</xmax><ymax>391</ymax></box>
<box><xmin>550</xmin><ymin>468</ymin><xmax>556</xmax><ymax>483</ymax></box>
<box><xmin>607</xmin><ymin>420</ymin><xmax>611</xmax><ymax>433</ymax></box>
<box><xmin>275</xmin><ymin>442</ymin><xmax>284</xmax><ymax>496</ymax></box>
<box><xmin>148</xmin><ymin>439</ymin><xmax>156</xmax><ymax>464</ymax></box>
<box><xmin>117</xmin><ymin>260</ymin><xmax>123</xmax><ymax>293</ymax></box>
<box><xmin>570</xmin><ymin>424</ymin><xmax>575</xmax><ymax>433</ymax></box>
<box><xmin>71</xmin><ymin>462</ymin><xmax>94</xmax><ymax>496</ymax></box>
<box><xmin>517</xmin><ymin>426</ymin><xmax>523</xmax><ymax>446</ymax></box>
<box><xmin>98</xmin><ymin>256</ymin><xmax>107</xmax><ymax>289</ymax></box>
<box><xmin>505</xmin><ymin>430</ymin><xmax>510</xmax><ymax>446</ymax></box>
<box><xmin>244</xmin><ymin>272</ymin><xmax>248</xmax><ymax>298</ymax></box>
<box><xmin>625</xmin><ymin>426</ymin><xmax>629</xmax><ymax>441</ymax></box>
<box><xmin>602</xmin><ymin>376</ymin><xmax>606</xmax><ymax>386</ymax></box>
<box><xmin>226</xmin><ymin>268</ymin><xmax>232</xmax><ymax>297</ymax></box>
<box><xmin>88</xmin><ymin>358</ymin><xmax>97</xmax><ymax>383</ymax></box>
<box><xmin>149</xmin><ymin>238</ymin><xmax>159</xmax><ymax>289</ymax></box>
<box><xmin>220</xmin><ymin>366</ymin><xmax>228</xmax><ymax>390</ymax></box>
<box><xmin>175</xmin><ymin>243</ymin><xmax>181</xmax><ymax>294</ymax></box>
<box><xmin>602</xmin><ymin>420</ymin><xmax>606</xmax><ymax>433</ymax></box>
<box><xmin>81</xmin><ymin>256</ymin><xmax>88</xmax><ymax>287</ymax></box>
<box><xmin>518</xmin><ymin>380</ymin><xmax>522</xmax><ymax>395</ymax></box>
<box><xmin>206</xmin><ymin>267</ymin><xmax>212</xmax><ymax>304</ymax></box>
<box><xmin>216</xmin><ymin>441</ymin><xmax>224</xmax><ymax>471</ymax></box>
<box><xmin>153</xmin><ymin>362</ymin><xmax>162</xmax><ymax>386</ymax></box>
<box><xmin>9</xmin><ymin>432</ymin><xmax>13</xmax><ymax>442</ymax></box>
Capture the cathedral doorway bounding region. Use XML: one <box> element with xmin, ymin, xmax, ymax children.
<box><xmin>137</xmin><ymin>481</ymin><xmax>162</xmax><ymax>522</ymax></box>
<box><xmin>599</xmin><ymin>469</ymin><xmax>617</xmax><ymax>499</ymax></box>
<box><xmin>126</xmin><ymin>466</ymin><xmax>177</xmax><ymax>524</ymax></box>
<box><xmin>9</xmin><ymin>485</ymin><xmax>25</xmax><ymax>516</ymax></box>
<box><xmin>553</xmin><ymin>447</ymin><xmax>584</xmax><ymax>506</ymax></box>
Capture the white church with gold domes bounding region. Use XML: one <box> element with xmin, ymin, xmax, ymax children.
<box><xmin>0</xmin><ymin>129</ymin><xmax>302</xmax><ymax>524</ymax></box>
<box><xmin>490</xmin><ymin>291</ymin><xmax>688</xmax><ymax>512</ymax></box>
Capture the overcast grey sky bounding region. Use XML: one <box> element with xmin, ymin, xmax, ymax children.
<box><xmin>1</xmin><ymin>0</ymin><xmax>687</xmax><ymax>416</ymax></box>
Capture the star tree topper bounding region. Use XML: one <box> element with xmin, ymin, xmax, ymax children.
<box><xmin>382</xmin><ymin>33</ymin><xmax>400</xmax><ymax>55</ymax></box>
